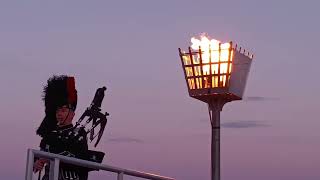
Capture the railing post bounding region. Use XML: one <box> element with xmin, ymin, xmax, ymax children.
<box><xmin>49</xmin><ymin>158</ymin><xmax>60</xmax><ymax>180</ymax></box>
<box><xmin>117</xmin><ymin>172</ymin><xmax>124</xmax><ymax>180</ymax></box>
<box><xmin>25</xmin><ymin>149</ymin><xmax>34</xmax><ymax>180</ymax></box>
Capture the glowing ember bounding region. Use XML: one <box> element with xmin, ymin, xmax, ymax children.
<box><xmin>189</xmin><ymin>34</ymin><xmax>233</xmax><ymax>88</ymax></box>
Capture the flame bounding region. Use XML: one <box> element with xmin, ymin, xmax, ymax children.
<box><xmin>189</xmin><ymin>34</ymin><xmax>233</xmax><ymax>88</ymax></box>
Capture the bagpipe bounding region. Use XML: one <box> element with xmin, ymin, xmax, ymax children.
<box><xmin>47</xmin><ymin>86</ymin><xmax>109</xmax><ymax>163</ymax></box>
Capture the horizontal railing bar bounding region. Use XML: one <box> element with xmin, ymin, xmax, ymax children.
<box><xmin>30</xmin><ymin>149</ymin><xmax>174</xmax><ymax>180</ymax></box>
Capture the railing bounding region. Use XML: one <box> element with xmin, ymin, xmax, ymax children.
<box><xmin>25</xmin><ymin>149</ymin><xmax>175</xmax><ymax>180</ymax></box>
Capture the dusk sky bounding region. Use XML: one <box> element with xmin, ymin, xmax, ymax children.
<box><xmin>1</xmin><ymin>1</ymin><xmax>320</xmax><ymax>180</ymax></box>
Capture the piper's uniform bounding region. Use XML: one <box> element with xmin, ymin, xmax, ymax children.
<box><xmin>39</xmin><ymin>124</ymin><xmax>89</xmax><ymax>180</ymax></box>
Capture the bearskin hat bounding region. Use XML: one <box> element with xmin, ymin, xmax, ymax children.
<box><xmin>36</xmin><ymin>75</ymin><xmax>77</xmax><ymax>137</ymax></box>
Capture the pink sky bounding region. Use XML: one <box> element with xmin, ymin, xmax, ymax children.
<box><xmin>1</xmin><ymin>1</ymin><xmax>320</xmax><ymax>180</ymax></box>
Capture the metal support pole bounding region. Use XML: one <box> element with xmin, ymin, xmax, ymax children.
<box><xmin>25</xmin><ymin>149</ymin><xmax>34</xmax><ymax>180</ymax></box>
<box><xmin>211</xmin><ymin>108</ymin><xmax>220</xmax><ymax>180</ymax></box>
<box><xmin>208</xmin><ymin>101</ymin><xmax>224</xmax><ymax>180</ymax></box>
<box><xmin>117</xmin><ymin>172</ymin><xmax>124</xmax><ymax>180</ymax></box>
<box><xmin>49</xmin><ymin>158</ymin><xmax>60</xmax><ymax>180</ymax></box>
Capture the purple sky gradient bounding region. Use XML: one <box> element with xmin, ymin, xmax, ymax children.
<box><xmin>1</xmin><ymin>1</ymin><xmax>320</xmax><ymax>180</ymax></box>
